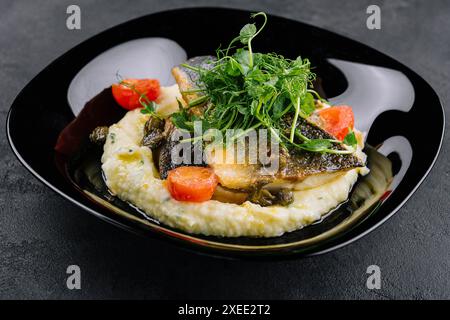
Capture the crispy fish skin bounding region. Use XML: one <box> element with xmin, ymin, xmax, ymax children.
<box><xmin>171</xmin><ymin>55</ymin><xmax>216</xmax><ymax>105</ymax></box>
<box><xmin>156</xmin><ymin>136</ymin><xmax>177</xmax><ymax>180</ymax></box>
<box><xmin>277</xmin><ymin>117</ymin><xmax>364</xmax><ymax>181</ymax></box>
<box><xmin>153</xmin><ymin>121</ymin><xmax>184</xmax><ymax>180</ymax></box>
<box><xmin>155</xmin><ymin>120</ymin><xmax>208</xmax><ymax>179</ymax></box>
<box><xmin>208</xmin><ymin>116</ymin><xmax>364</xmax><ymax>190</ymax></box>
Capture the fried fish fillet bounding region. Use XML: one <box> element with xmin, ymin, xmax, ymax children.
<box><xmin>171</xmin><ymin>57</ymin><xmax>365</xmax><ymax>191</ymax></box>
<box><xmin>207</xmin><ymin>117</ymin><xmax>364</xmax><ymax>190</ymax></box>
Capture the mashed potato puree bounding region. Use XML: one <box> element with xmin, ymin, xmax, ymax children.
<box><xmin>101</xmin><ymin>106</ymin><xmax>366</xmax><ymax>237</ymax></box>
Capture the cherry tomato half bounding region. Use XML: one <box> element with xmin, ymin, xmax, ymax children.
<box><xmin>112</xmin><ymin>78</ymin><xmax>160</xmax><ymax>110</ymax></box>
<box><xmin>317</xmin><ymin>105</ymin><xmax>354</xmax><ymax>141</ymax></box>
<box><xmin>166</xmin><ymin>167</ymin><xmax>219</xmax><ymax>202</ymax></box>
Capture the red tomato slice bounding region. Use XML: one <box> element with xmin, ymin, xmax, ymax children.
<box><xmin>112</xmin><ymin>78</ymin><xmax>160</xmax><ymax>110</ymax></box>
<box><xmin>166</xmin><ymin>167</ymin><xmax>219</xmax><ymax>202</ymax></box>
<box><xmin>317</xmin><ymin>105</ymin><xmax>355</xmax><ymax>141</ymax></box>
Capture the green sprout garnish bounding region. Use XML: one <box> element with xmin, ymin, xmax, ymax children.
<box><xmin>171</xmin><ymin>12</ymin><xmax>355</xmax><ymax>154</ymax></box>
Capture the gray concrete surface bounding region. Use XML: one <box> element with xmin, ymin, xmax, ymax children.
<box><xmin>0</xmin><ymin>0</ymin><xmax>449</xmax><ymax>299</ymax></box>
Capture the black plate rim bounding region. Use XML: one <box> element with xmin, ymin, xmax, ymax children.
<box><xmin>6</xmin><ymin>7</ymin><xmax>446</xmax><ymax>259</ymax></box>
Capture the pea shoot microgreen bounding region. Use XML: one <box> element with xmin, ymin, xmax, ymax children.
<box><xmin>170</xmin><ymin>12</ymin><xmax>356</xmax><ymax>155</ymax></box>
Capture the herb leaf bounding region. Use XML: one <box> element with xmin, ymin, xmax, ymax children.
<box><xmin>299</xmin><ymin>139</ymin><xmax>332</xmax><ymax>152</ymax></box>
<box><xmin>225</xmin><ymin>58</ymin><xmax>242</xmax><ymax>76</ymax></box>
<box><xmin>140</xmin><ymin>101</ymin><xmax>156</xmax><ymax>115</ymax></box>
<box><xmin>171</xmin><ymin>100</ymin><xmax>192</xmax><ymax>130</ymax></box>
<box><xmin>300</xmin><ymin>92</ymin><xmax>315</xmax><ymax>117</ymax></box>
<box><xmin>343</xmin><ymin>128</ymin><xmax>358</xmax><ymax>149</ymax></box>
<box><xmin>239</xmin><ymin>23</ymin><xmax>257</xmax><ymax>44</ymax></box>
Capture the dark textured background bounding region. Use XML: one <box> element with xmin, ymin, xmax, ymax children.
<box><xmin>1</xmin><ymin>0</ymin><xmax>449</xmax><ymax>299</ymax></box>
